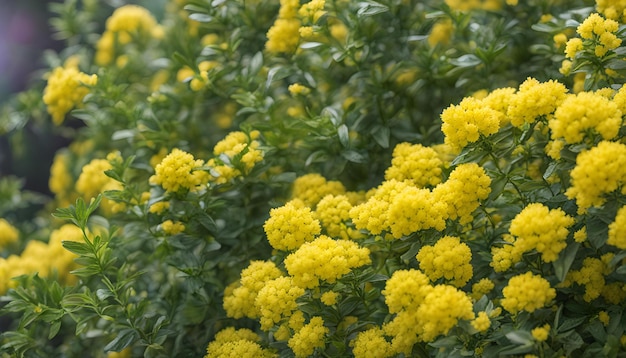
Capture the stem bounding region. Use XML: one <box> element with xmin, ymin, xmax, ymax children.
<box><xmin>488</xmin><ymin>152</ymin><xmax>527</xmax><ymax>206</ymax></box>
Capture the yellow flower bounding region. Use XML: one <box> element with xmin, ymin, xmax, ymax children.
<box><xmin>415</xmin><ymin>284</ymin><xmax>474</xmax><ymax>342</ymax></box>
<box><xmin>266</xmin><ymin>0</ymin><xmax>301</xmax><ymax>54</ymax></box>
<box><xmin>564</xmin><ymin>38</ymin><xmax>583</xmax><ymax>59</ymax></box>
<box><xmin>350</xmin><ymin>179</ymin><xmax>411</xmax><ymax>235</ymax></box>
<box><xmin>383</xmin><ymin>269</ymin><xmax>433</xmax><ymax>314</ymax></box>
<box><xmin>508</xmin><ymin>203</ymin><xmax>574</xmax><ymax>263</ymax></box>
<box><xmin>43</xmin><ymin>64</ymin><xmax>97</xmax><ymax>125</ymax></box>
<box><xmin>288</xmin><ymin>316</ymin><xmax>328</xmax><ymax>357</ymax></box>
<box><xmin>441</xmin><ymin>97</ymin><xmax>501</xmax><ymax>150</ymax></box>
<box><xmin>0</xmin><ymin>219</ymin><xmax>19</xmax><ymax>248</ymax></box>
<box><xmin>471</xmin><ymin>311</ymin><xmax>491</xmax><ymax>332</ymax></box>
<box><xmin>350</xmin><ymin>327</ymin><xmax>394</xmax><ymax>358</ymax></box>
<box><xmin>550</xmin><ymin>92</ymin><xmax>622</xmax><ymax>144</ymax></box>
<box><xmin>387</xmin><ymin>185</ymin><xmax>447</xmax><ymax>239</ymax></box>
<box><xmin>432</xmin><ymin>163</ymin><xmax>491</xmax><ymax>224</ymax></box>
<box><xmin>288</xmin><ymin>83</ymin><xmax>311</xmax><ymax>96</ymax></box>
<box><xmin>507</xmin><ymin>78</ymin><xmax>568</xmax><ymax>128</ymax></box>
<box><xmin>471</xmin><ymin>278</ymin><xmax>495</xmax><ymax>300</ymax></box>
<box><xmin>531</xmin><ymin>324</ymin><xmax>550</xmax><ymax>342</ymax></box>
<box><xmin>284</xmin><ymin>235</ymin><xmax>370</xmax><ymax>288</ymax></box>
<box><xmin>608</xmin><ymin>205</ymin><xmax>626</xmax><ymax>249</ymax></box>
<box><xmin>315</xmin><ymin>194</ymin><xmax>353</xmax><ymax>239</ymax></box>
<box><xmin>291</xmin><ymin>173</ymin><xmax>346</xmax><ymax>208</ymax></box>
<box><xmin>566</xmin><ymin>141</ymin><xmax>626</xmax><ymax>213</ymax></box>
<box><xmin>417</xmin><ymin>236</ymin><xmax>473</xmax><ymax>287</ymax></box>
<box><xmin>256</xmin><ymin>276</ymin><xmax>304</xmax><ymax>330</ymax></box>
<box><xmin>598</xmin><ymin>311</ymin><xmax>610</xmax><ymax>326</ymax></box>
<box><xmin>161</xmin><ymin>220</ymin><xmax>185</xmax><ymax>235</ymax></box>
<box><xmin>567</xmin><ymin>257</ymin><xmax>608</xmax><ymax>302</ymax></box>
<box><xmin>384</xmin><ymin>143</ymin><xmax>443</xmax><ymax>187</ymax></box>
<box><xmin>205</xmin><ymin>327</ymin><xmax>274</xmax><ymax>358</ymax></box>
<box><xmin>501</xmin><ymin>272</ymin><xmax>556</xmax><ymax>314</ymax></box>
<box><xmin>150</xmin><ymin>148</ymin><xmax>209</xmax><ymax>193</ymax></box>
<box><xmin>320</xmin><ymin>291</ymin><xmax>339</xmax><ymax>306</ymax></box>
<box><xmin>428</xmin><ymin>19</ymin><xmax>454</xmax><ymax>47</ymax></box>
<box><xmin>223</xmin><ymin>261</ymin><xmax>283</xmax><ymax>319</ymax></box>
<box><xmin>264</xmin><ymin>200</ymin><xmax>321</xmax><ymax>251</ymax></box>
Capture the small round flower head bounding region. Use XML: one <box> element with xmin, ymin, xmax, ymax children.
<box><xmin>223</xmin><ymin>260</ymin><xmax>283</xmax><ymax>319</ymax></box>
<box><xmin>320</xmin><ymin>291</ymin><xmax>339</xmax><ymax>306</ymax></box>
<box><xmin>609</xmin><ymin>206</ymin><xmax>626</xmax><ymax>249</ymax></box>
<box><xmin>550</xmin><ymin>92</ymin><xmax>622</xmax><ymax>144</ymax></box>
<box><xmin>388</xmin><ymin>186</ymin><xmax>447</xmax><ymax>239</ymax></box>
<box><xmin>568</xmin><ymin>257</ymin><xmax>608</xmax><ymax>302</ymax></box>
<box><xmin>509</xmin><ymin>203</ymin><xmax>575</xmax><ymax>263</ymax></box>
<box><xmin>596</xmin><ymin>1</ymin><xmax>626</xmax><ymax>21</ymax></box>
<box><xmin>212</xmin><ymin>131</ymin><xmax>264</xmax><ymax>173</ymax></box>
<box><xmin>507</xmin><ymin>78</ymin><xmax>568</xmax><ymax>127</ymax></box>
<box><xmin>315</xmin><ymin>194</ymin><xmax>353</xmax><ymax>239</ymax></box>
<box><xmin>417</xmin><ymin>236</ymin><xmax>473</xmax><ymax>287</ymax></box>
<box><xmin>416</xmin><ymin>284</ymin><xmax>475</xmax><ymax>342</ymax></box>
<box><xmin>471</xmin><ymin>311</ymin><xmax>491</xmax><ymax>332</ymax></box>
<box><xmin>481</xmin><ymin>87</ymin><xmax>516</xmax><ymax>125</ymax></box>
<box><xmin>501</xmin><ymin>272</ymin><xmax>556</xmax><ymax>314</ymax></box>
<box><xmin>428</xmin><ymin>18</ymin><xmax>454</xmax><ymax>47</ymax></box>
<box><xmin>350</xmin><ymin>179</ymin><xmax>411</xmax><ymax>235</ymax></box>
<box><xmin>205</xmin><ymin>327</ymin><xmax>274</xmax><ymax>358</ymax></box>
<box><xmin>383</xmin><ymin>269</ymin><xmax>433</xmax><ymax>314</ymax></box>
<box><xmin>266</xmin><ymin>18</ymin><xmax>301</xmax><ymax>54</ymax></box>
<box><xmin>384</xmin><ymin>143</ymin><xmax>443</xmax><ymax>187</ymax></box>
<box><xmin>350</xmin><ymin>327</ymin><xmax>394</xmax><ymax>358</ymax></box>
<box><xmin>43</xmin><ymin>63</ymin><xmax>98</xmax><ymax>125</ymax></box>
<box><xmin>288</xmin><ymin>316</ymin><xmax>328</xmax><ymax>357</ymax></box>
<box><xmin>432</xmin><ymin>163</ymin><xmax>491</xmax><ymax>224</ymax></box>
<box><xmin>291</xmin><ymin>173</ymin><xmax>346</xmax><ymax>208</ymax></box>
<box><xmin>264</xmin><ymin>200</ymin><xmax>321</xmax><ymax>251</ymax></box>
<box><xmin>284</xmin><ymin>235</ymin><xmax>371</xmax><ymax>288</ymax></box>
<box><xmin>441</xmin><ymin>97</ymin><xmax>500</xmax><ymax>150</ymax></box>
<box><xmin>256</xmin><ymin>276</ymin><xmax>304</xmax><ymax>330</ymax></box>
<box><xmin>0</xmin><ymin>219</ymin><xmax>19</xmax><ymax>248</ymax></box>
<box><xmin>531</xmin><ymin>324</ymin><xmax>550</xmax><ymax>342</ymax></box>
<box><xmin>161</xmin><ymin>220</ymin><xmax>185</xmax><ymax>235</ymax></box>
<box><xmin>471</xmin><ymin>278</ymin><xmax>495</xmax><ymax>300</ymax></box>
<box><xmin>150</xmin><ymin>149</ymin><xmax>209</xmax><ymax>193</ymax></box>
<box><xmin>566</xmin><ymin>141</ymin><xmax>626</xmax><ymax>213</ymax></box>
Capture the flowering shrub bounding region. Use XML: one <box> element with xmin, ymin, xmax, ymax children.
<box><xmin>4</xmin><ymin>0</ymin><xmax>626</xmax><ymax>357</ymax></box>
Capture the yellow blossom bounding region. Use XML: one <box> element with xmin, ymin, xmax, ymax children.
<box><xmin>608</xmin><ymin>205</ymin><xmax>626</xmax><ymax>249</ymax></box>
<box><xmin>223</xmin><ymin>260</ymin><xmax>283</xmax><ymax>319</ymax></box>
<box><xmin>417</xmin><ymin>236</ymin><xmax>473</xmax><ymax>287</ymax></box>
<box><xmin>501</xmin><ymin>272</ymin><xmax>556</xmax><ymax>314</ymax></box>
<box><xmin>161</xmin><ymin>220</ymin><xmax>185</xmax><ymax>235</ymax></box>
<box><xmin>256</xmin><ymin>276</ymin><xmax>305</xmax><ymax>330</ymax></box>
<box><xmin>441</xmin><ymin>97</ymin><xmax>501</xmax><ymax>150</ymax></box>
<box><xmin>350</xmin><ymin>327</ymin><xmax>394</xmax><ymax>358</ymax></box>
<box><xmin>284</xmin><ymin>235</ymin><xmax>370</xmax><ymax>288</ymax></box>
<box><xmin>291</xmin><ymin>173</ymin><xmax>346</xmax><ymax>207</ymax></box>
<box><xmin>150</xmin><ymin>148</ymin><xmax>209</xmax><ymax>193</ymax></box>
<box><xmin>0</xmin><ymin>219</ymin><xmax>19</xmax><ymax>248</ymax></box>
<box><xmin>384</xmin><ymin>143</ymin><xmax>443</xmax><ymax>187</ymax></box>
<box><xmin>428</xmin><ymin>19</ymin><xmax>454</xmax><ymax>47</ymax></box>
<box><xmin>432</xmin><ymin>163</ymin><xmax>491</xmax><ymax>224</ymax></box>
<box><xmin>471</xmin><ymin>311</ymin><xmax>491</xmax><ymax>332</ymax></box>
<box><xmin>383</xmin><ymin>269</ymin><xmax>433</xmax><ymax>314</ymax></box>
<box><xmin>43</xmin><ymin>64</ymin><xmax>97</xmax><ymax>125</ymax></box>
<box><xmin>471</xmin><ymin>278</ymin><xmax>495</xmax><ymax>300</ymax></box>
<box><xmin>288</xmin><ymin>316</ymin><xmax>328</xmax><ymax>357</ymax></box>
<box><xmin>507</xmin><ymin>78</ymin><xmax>568</xmax><ymax>127</ymax></box>
<box><xmin>264</xmin><ymin>200</ymin><xmax>321</xmax><ymax>251</ymax></box>
<box><xmin>531</xmin><ymin>324</ymin><xmax>550</xmax><ymax>342</ymax></box>
<box><xmin>315</xmin><ymin>194</ymin><xmax>353</xmax><ymax>239</ymax></box>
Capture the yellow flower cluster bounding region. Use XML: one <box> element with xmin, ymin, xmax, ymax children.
<box><xmin>388</xmin><ymin>185</ymin><xmax>447</xmax><ymax>238</ymax></box>
<box><xmin>550</xmin><ymin>91</ymin><xmax>622</xmax><ymax>144</ymax></box>
<box><xmin>0</xmin><ymin>219</ymin><xmax>19</xmax><ymax>248</ymax></box>
<box><xmin>256</xmin><ymin>276</ymin><xmax>305</xmax><ymax>330</ymax></box>
<box><xmin>49</xmin><ymin>151</ymin><xmax>76</xmax><ymax>207</ymax></box>
<box><xmin>95</xmin><ymin>5</ymin><xmax>163</xmax><ymax>65</ymax></box>
<box><xmin>566</xmin><ymin>257</ymin><xmax>610</xmax><ymax>302</ymax></box>
<box><xmin>471</xmin><ymin>311</ymin><xmax>491</xmax><ymax>332</ymax></box>
<box><xmin>432</xmin><ymin>162</ymin><xmax>492</xmax><ymax>224</ymax></box>
<box><xmin>428</xmin><ymin>19</ymin><xmax>454</xmax><ymax>47</ymax></box>
<box><xmin>576</xmin><ymin>13</ymin><xmax>621</xmax><ymax>57</ymax></box>
<box><xmin>440</xmin><ymin>97</ymin><xmax>501</xmax><ymax>150</ymax></box>
<box><xmin>350</xmin><ymin>327</ymin><xmax>394</xmax><ymax>358</ymax></box>
<box><xmin>298</xmin><ymin>0</ymin><xmax>325</xmax><ymax>22</ymax></box>
<box><xmin>75</xmin><ymin>154</ymin><xmax>124</xmax><ymax>214</ymax></box>
<box><xmin>264</xmin><ymin>200</ymin><xmax>321</xmax><ymax>251</ymax></box>
<box><xmin>0</xmin><ymin>224</ymin><xmax>82</xmax><ymax>294</ymax></box>
<box><xmin>491</xmin><ymin>235</ymin><xmax>523</xmax><ymax>272</ymax></box>
<box><xmin>43</xmin><ymin>63</ymin><xmax>97</xmax><ymax>125</ymax></box>
<box><xmin>596</xmin><ymin>0</ymin><xmax>626</xmax><ymax>22</ymax></box>
<box><xmin>284</xmin><ymin>235</ymin><xmax>371</xmax><ymax>288</ymax></box>
<box><xmin>507</xmin><ymin>78</ymin><xmax>568</xmax><ymax>127</ymax></box>
<box><xmin>416</xmin><ymin>236</ymin><xmax>473</xmax><ymax>287</ymax></box>
<box><xmin>205</xmin><ymin>327</ymin><xmax>275</xmax><ymax>358</ymax></box>
<box><xmin>531</xmin><ymin>324</ymin><xmax>550</xmax><ymax>342</ymax></box>
<box><xmin>291</xmin><ymin>173</ymin><xmax>346</xmax><ymax>207</ymax></box>
<box><xmin>566</xmin><ymin>141</ymin><xmax>626</xmax><ymax>213</ymax></box>
<box><xmin>471</xmin><ymin>278</ymin><xmax>495</xmax><ymax>300</ymax></box>
<box><xmin>501</xmin><ymin>272</ymin><xmax>556</xmax><ymax>314</ymax></box>
<box><xmin>266</xmin><ymin>0</ymin><xmax>301</xmax><ymax>54</ymax></box>
<box><xmin>609</xmin><ymin>205</ymin><xmax>626</xmax><ymax>249</ymax></box>
<box><xmin>223</xmin><ymin>260</ymin><xmax>283</xmax><ymax>319</ymax></box>
<box><xmin>444</xmin><ymin>0</ymin><xmax>515</xmax><ymax>11</ymax></box>
<box><xmin>314</xmin><ymin>194</ymin><xmax>353</xmax><ymax>239</ymax></box>
<box><xmin>384</xmin><ymin>143</ymin><xmax>443</xmax><ymax>187</ymax></box>
<box><xmin>288</xmin><ymin>316</ymin><xmax>328</xmax><ymax>357</ymax></box>
<box><xmin>507</xmin><ymin>203</ymin><xmax>575</xmax><ymax>263</ymax></box>
<box><xmin>161</xmin><ymin>220</ymin><xmax>185</xmax><ymax>235</ymax></box>
<box><xmin>381</xmin><ymin>269</ymin><xmax>474</xmax><ymax>352</ymax></box>
<box><xmin>150</xmin><ymin>148</ymin><xmax>209</xmax><ymax>193</ymax></box>
<box><xmin>350</xmin><ymin>179</ymin><xmax>411</xmax><ymax>235</ymax></box>
<box><xmin>208</xmin><ymin>131</ymin><xmax>264</xmax><ymax>183</ymax></box>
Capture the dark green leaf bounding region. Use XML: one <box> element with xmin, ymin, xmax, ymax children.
<box><xmin>553</xmin><ymin>243</ymin><xmax>579</xmax><ymax>282</ymax></box>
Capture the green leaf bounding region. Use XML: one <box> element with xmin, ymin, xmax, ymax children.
<box><xmin>49</xmin><ymin>320</ymin><xmax>62</xmax><ymax>340</ymax></box>
<box><xmin>104</xmin><ymin>328</ymin><xmax>138</xmax><ymax>352</ymax></box>
<box><xmin>553</xmin><ymin>242</ymin><xmax>579</xmax><ymax>282</ymax></box>
<box><xmin>356</xmin><ymin>0</ymin><xmax>389</xmax><ymax>17</ymax></box>
<box><xmin>338</xmin><ymin>124</ymin><xmax>350</xmax><ymax>148</ymax></box>
<box><xmin>341</xmin><ymin>150</ymin><xmax>367</xmax><ymax>163</ymax></box>
<box><xmin>557</xmin><ymin>316</ymin><xmax>587</xmax><ymax>333</ymax></box>
<box><xmin>62</xmin><ymin>241</ymin><xmax>92</xmax><ymax>256</ymax></box>
<box><xmin>505</xmin><ymin>330</ymin><xmax>533</xmax><ymax>345</ymax></box>
<box><xmin>371</xmin><ymin>126</ymin><xmax>390</xmax><ymax>148</ymax></box>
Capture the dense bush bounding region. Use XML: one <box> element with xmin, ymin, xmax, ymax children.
<box><xmin>4</xmin><ymin>0</ymin><xmax>626</xmax><ymax>357</ymax></box>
